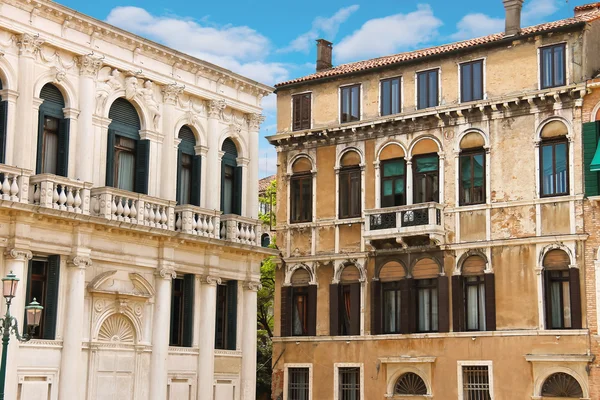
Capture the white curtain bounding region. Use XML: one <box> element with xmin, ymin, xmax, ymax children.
<box><xmin>179</xmin><ymin>166</ymin><xmax>191</xmax><ymax>204</ymax></box>
<box><xmin>43</xmin><ymin>131</ymin><xmax>58</xmax><ymax>174</ymax></box>
<box><xmin>117</xmin><ymin>151</ymin><xmax>135</xmax><ymax>192</ymax></box>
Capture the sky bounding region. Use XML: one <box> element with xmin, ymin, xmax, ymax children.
<box><xmin>58</xmin><ymin>0</ymin><xmax>592</xmax><ymax>177</ymax></box>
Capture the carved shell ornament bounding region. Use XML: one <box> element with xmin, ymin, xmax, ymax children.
<box><xmin>98</xmin><ymin>314</ymin><xmax>135</xmax><ymax>343</ymax></box>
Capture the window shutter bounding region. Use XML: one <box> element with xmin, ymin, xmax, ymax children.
<box><xmin>44</xmin><ymin>255</ymin><xmax>61</xmax><ymax>340</ymax></box>
<box><xmin>351</xmin><ymin>170</ymin><xmax>361</xmax><ymax>216</ymax></box>
<box><xmin>0</xmin><ymin>100</ymin><xmax>8</xmax><ymax>164</ymax></box>
<box><xmin>36</xmin><ymin>109</ymin><xmax>45</xmax><ymax>174</ymax></box>
<box><xmin>350</xmin><ymin>282</ymin><xmax>361</xmax><ymax>335</ymax></box>
<box><xmin>23</xmin><ymin>259</ymin><xmax>33</xmax><ymax>335</ymax></box>
<box><xmin>301</xmin><ymin>95</ymin><xmax>311</xmax><ymax>129</ymax></box>
<box><xmin>105</xmin><ymin>130</ymin><xmax>116</xmax><ymax>187</ymax></box>
<box><xmin>176</xmin><ymin>149</ymin><xmax>182</xmax><ymax>204</ymax></box>
<box><xmin>569</xmin><ymin>268</ymin><xmax>582</xmax><ymax>329</ymax></box>
<box><xmin>543</xmin><ymin>271</ymin><xmax>553</xmax><ymax>329</ymax></box>
<box><xmin>182</xmin><ymin>274</ymin><xmax>195</xmax><ymax>347</ymax></box>
<box><xmin>280</xmin><ymin>286</ymin><xmax>292</xmax><ymax>337</ymax></box>
<box><xmin>583</xmin><ymin>122</ymin><xmax>600</xmax><ymax>197</ymax></box>
<box><xmin>307</xmin><ymin>285</ymin><xmax>317</xmax><ymax>336</ymax></box>
<box><xmin>292</xmin><ymin>96</ymin><xmax>301</xmax><ymax>131</ymax></box>
<box><xmin>56</xmin><ymin>118</ymin><xmax>70</xmax><ymax>177</ymax></box>
<box><xmin>226</xmin><ymin>280</ymin><xmax>238</xmax><ymax>350</ymax></box>
<box><xmin>329</xmin><ymin>284</ymin><xmax>339</xmax><ymax>336</ymax></box>
<box><xmin>402</xmin><ymin>279</ymin><xmax>416</xmax><ymax>334</ymax></box>
<box><xmin>134</xmin><ymin>139</ymin><xmax>150</xmax><ymax>195</ymax></box>
<box><xmin>452</xmin><ymin>275</ymin><xmax>465</xmax><ymax>332</ymax></box>
<box><xmin>220</xmin><ymin>159</ymin><xmax>226</xmax><ymax>212</ymax></box>
<box><xmin>437</xmin><ymin>275</ymin><xmax>450</xmax><ymax>333</ymax></box>
<box><xmin>484</xmin><ymin>274</ymin><xmax>496</xmax><ymax>331</ymax></box>
<box><xmin>191</xmin><ymin>155</ymin><xmax>202</xmax><ymax>207</ymax></box>
<box><xmin>371</xmin><ymin>280</ymin><xmax>382</xmax><ymax>335</ymax></box>
<box><xmin>233</xmin><ymin>166</ymin><xmax>243</xmax><ymax>215</ymax></box>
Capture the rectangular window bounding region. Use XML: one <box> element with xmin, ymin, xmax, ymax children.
<box><xmin>340</xmin><ymin>85</ymin><xmax>360</xmax><ymax>123</ymax></box>
<box><xmin>179</xmin><ymin>153</ymin><xmax>193</xmax><ymax>205</ymax></box>
<box><xmin>170</xmin><ymin>277</ymin><xmax>184</xmax><ymax>346</ymax></box>
<box><xmin>382</xmin><ymin>282</ymin><xmax>401</xmax><ymax>334</ymax></box>
<box><xmin>540</xmin><ymin>44</ymin><xmax>566</xmax><ymax>89</ymax></box>
<box><xmin>413</xmin><ymin>154</ymin><xmax>439</xmax><ymax>203</ymax></box>
<box><xmin>545</xmin><ymin>270</ymin><xmax>572</xmax><ymax>329</ymax></box>
<box><xmin>114</xmin><ymin>136</ymin><xmax>136</xmax><ymax>192</ymax></box>
<box><xmin>540</xmin><ymin>140</ymin><xmax>568</xmax><ymax>197</ymax></box>
<box><xmin>417</xmin><ymin>279</ymin><xmax>438</xmax><ymax>333</ymax></box>
<box><xmin>417</xmin><ymin>69</ymin><xmax>439</xmax><ymax>110</ymax></box>
<box><xmin>381</xmin><ymin>158</ymin><xmax>406</xmax><ymax>208</ymax></box>
<box><xmin>42</xmin><ymin>116</ymin><xmax>59</xmax><ymax>174</ymax></box>
<box><xmin>462</xmin><ymin>365</ymin><xmax>491</xmax><ymax>400</ymax></box>
<box><xmin>292</xmin><ymin>287</ymin><xmax>309</xmax><ymax>336</ymax></box>
<box><xmin>465</xmin><ymin>276</ymin><xmax>486</xmax><ymax>331</ymax></box>
<box><xmin>460</xmin><ymin>60</ymin><xmax>484</xmax><ymax>103</ymax></box>
<box><xmin>215</xmin><ymin>281</ymin><xmax>237</xmax><ymax>350</ymax></box>
<box><xmin>339</xmin><ymin>167</ymin><xmax>361</xmax><ymax>219</ymax></box>
<box><xmin>25</xmin><ymin>255</ymin><xmax>60</xmax><ymax>340</ymax></box>
<box><xmin>290</xmin><ymin>174</ymin><xmax>312</xmax><ymax>223</ymax></box>
<box><xmin>380</xmin><ymin>77</ymin><xmax>401</xmax><ymax>116</ymax></box>
<box><xmin>459</xmin><ymin>150</ymin><xmax>486</xmax><ymax>205</ymax></box>
<box><xmin>338</xmin><ymin>367</ymin><xmax>360</xmax><ymax>400</ymax></box>
<box><xmin>293</xmin><ymin>93</ymin><xmax>312</xmax><ymax>131</ymax></box>
<box><xmin>288</xmin><ymin>367</ymin><xmax>310</xmax><ymax>400</ymax></box>
<box><xmin>26</xmin><ymin>258</ymin><xmax>48</xmax><ymax>339</ymax></box>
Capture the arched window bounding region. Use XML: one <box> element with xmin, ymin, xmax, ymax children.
<box><xmin>177</xmin><ymin>126</ymin><xmax>201</xmax><ymax>206</ymax></box>
<box><xmin>373</xmin><ymin>261</ymin><xmax>406</xmax><ymax>334</ymax></box>
<box><xmin>339</xmin><ymin>151</ymin><xmax>361</xmax><ymax>219</ymax></box>
<box><xmin>394</xmin><ymin>372</ymin><xmax>427</xmax><ymax>395</ymax></box>
<box><xmin>106</xmin><ymin>98</ymin><xmax>148</xmax><ymax>194</ymax></box>
<box><xmin>221</xmin><ymin>138</ymin><xmax>242</xmax><ymax>215</ymax></box>
<box><xmin>543</xmin><ymin>249</ymin><xmax>581</xmax><ymax>329</ymax></box>
<box><xmin>379</xmin><ymin>144</ymin><xmax>406</xmax><ymax>208</ymax></box>
<box><xmin>290</xmin><ymin>157</ymin><xmax>313</xmax><ymax>223</ymax></box>
<box><xmin>539</xmin><ymin>121</ymin><xmax>569</xmax><ymax>197</ymax></box>
<box><xmin>280</xmin><ymin>267</ymin><xmax>316</xmax><ymax>337</ymax></box>
<box><xmin>459</xmin><ymin>132</ymin><xmax>486</xmax><ymax>205</ymax></box>
<box><xmin>541</xmin><ymin>372</ymin><xmax>583</xmax><ymax>398</ymax></box>
<box><xmin>330</xmin><ymin>264</ymin><xmax>361</xmax><ymax>336</ymax></box>
<box><xmin>37</xmin><ymin>84</ymin><xmax>69</xmax><ymax>176</ymax></box>
<box><xmin>0</xmin><ymin>79</ymin><xmax>7</xmax><ymax>164</ymax></box>
<box><xmin>412</xmin><ymin>139</ymin><xmax>439</xmax><ymax>204</ymax></box>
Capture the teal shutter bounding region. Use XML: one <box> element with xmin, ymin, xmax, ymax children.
<box><xmin>226</xmin><ymin>280</ymin><xmax>237</xmax><ymax>350</ymax></box>
<box><xmin>583</xmin><ymin>122</ymin><xmax>600</xmax><ymax>196</ymax></box>
<box><xmin>44</xmin><ymin>255</ymin><xmax>60</xmax><ymax>339</ymax></box>
<box><xmin>182</xmin><ymin>274</ymin><xmax>195</xmax><ymax>347</ymax></box>
<box><xmin>105</xmin><ymin>130</ymin><xmax>116</xmax><ymax>187</ymax></box>
<box><xmin>134</xmin><ymin>139</ymin><xmax>150</xmax><ymax>194</ymax></box>
<box><xmin>190</xmin><ymin>155</ymin><xmax>202</xmax><ymax>207</ymax></box>
<box><xmin>23</xmin><ymin>259</ymin><xmax>33</xmax><ymax>336</ymax></box>
<box><xmin>176</xmin><ymin>149</ymin><xmax>183</xmax><ymax>204</ymax></box>
<box><xmin>0</xmin><ymin>100</ymin><xmax>7</xmax><ymax>164</ymax></box>
<box><xmin>233</xmin><ymin>166</ymin><xmax>243</xmax><ymax>215</ymax></box>
<box><xmin>220</xmin><ymin>159</ymin><xmax>226</xmax><ymax>212</ymax></box>
<box><xmin>56</xmin><ymin>118</ymin><xmax>70</xmax><ymax>177</ymax></box>
<box><xmin>36</xmin><ymin>109</ymin><xmax>45</xmax><ymax>174</ymax></box>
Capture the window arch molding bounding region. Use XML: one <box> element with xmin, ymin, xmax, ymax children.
<box><xmin>538</xmin><ymin>243</ymin><xmax>576</xmax><ymax>269</ymax></box>
<box><xmin>386</xmin><ymin>367</ymin><xmax>431</xmax><ymax>397</ymax></box>
<box><xmin>375</xmin><ymin>140</ymin><xmax>408</xmax><ymax>162</ymax></box>
<box><xmin>287</xmin><ymin>153</ymin><xmax>315</xmax><ymax>175</ymax></box>
<box><xmin>407</xmin><ymin>135</ymin><xmax>443</xmax><ymax>159</ymax></box>
<box><xmin>533</xmin><ymin>367</ymin><xmax>588</xmax><ymax>399</ymax></box>
<box><xmin>218</xmin><ymin>127</ymin><xmax>248</xmax><ymax>159</ymax></box>
<box><xmin>375</xmin><ymin>259</ymin><xmax>409</xmax><ymax>280</ymax></box>
<box><xmin>174</xmin><ymin>115</ymin><xmax>206</xmax><ymax>148</ymax></box>
<box><xmin>103</xmin><ymin>90</ymin><xmax>152</xmax><ymax>131</ymax></box>
<box><xmin>455</xmin><ymin>249</ymin><xmax>490</xmax><ymax>275</ymax></box>
<box><xmin>535</xmin><ymin>116</ymin><xmax>573</xmax><ymax>142</ymax></box>
<box><xmin>332</xmin><ymin>259</ymin><xmax>367</xmax><ymax>284</ymax></box>
<box><xmin>284</xmin><ymin>263</ymin><xmax>316</xmax><ymax>286</ymax></box>
<box><xmin>454</xmin><ymin>128</ymin><xmax>489</xmax><ymax>153</ymax></box>
<box><xmin>335</xmin><ymin>146</ymin><xmax>365</xmax><ymax>169</ymax></box>
<box><xmin>33</xmin><ymin>71</ymin><xmax>77</xmax><ymax>110</ymax></box>
<box><xmin>0</xmin><ymin>60</ymin><xmax>17</xmax><ymax>92</ymax></box>
<box><xmin>590</xmin><ymin>99</ymin><xmax>600</xmax><ymax>123</ymax></box>
<box><xmin>409</xmin><ymin>255</ymin><xmax>443</xmax><ymax>277</ymax></box>
<box><xmin>92</xmin><ymin>309</ymin><xmax>142</xmax><ymax>344</ymax></box>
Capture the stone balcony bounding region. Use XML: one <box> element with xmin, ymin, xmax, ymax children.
<box><xmin>364</xmin><ymin>202</ymin><xmax>445</xmax><ymax>247</ymax></box>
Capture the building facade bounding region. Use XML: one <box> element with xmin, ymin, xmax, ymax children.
<box><xmin>0</xmin><ymin>0</ymin><xmax>275</xmax><ymax>399</ymax></box>
<box><xmin>269</xmin><ymin>1</ymin><xmax>600</xmax><ymax>399</ymax></box>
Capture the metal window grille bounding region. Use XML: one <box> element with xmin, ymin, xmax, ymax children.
<box><xmin>462</xmin><ymin>366</ymin><xmax>491</xmax><ymax>400</ymax></box>
<box><xmin>339</xmin><ymin>367</ymin><xmax>360</xmax><ymax>400</ymax></box>
<box><xmin>288</xmin><ymin>368</ymin><xmax>310</xmax><ymax>400</ymax></box>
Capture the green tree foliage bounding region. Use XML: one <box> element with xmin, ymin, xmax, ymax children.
<box><xmin>259</xmin><ymin>179</ymin><xmax>277</xmax><ymax>227</ymax></box>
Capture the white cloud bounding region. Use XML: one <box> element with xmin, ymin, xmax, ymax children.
<box><xmin>279</xmin><ymin>5</ymin><xmax>360</xmax><ymax>53</ymax></box>
<box><xmin>334</xmin><ymin>5</ymin><xmax>443</xmax><ymax>63</ymax></box>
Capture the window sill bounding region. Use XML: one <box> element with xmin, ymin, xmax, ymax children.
<box><xmin>214</xmin><ymin>349</ymin><xmax>242</xmax><ymax>357</ymax></box>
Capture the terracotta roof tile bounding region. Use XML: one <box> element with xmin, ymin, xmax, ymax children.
<box><xmin>275</xmin><ymin>9</ymin><xmax>600</xmax><ymax>88</ymax></box>
<box><xmin>259</xmin><ymin>175</ymin><xmax>276</xmax><ymax>193</ymax></box>
<box><xmin>575</xmin><ymin>2</ymin><xmax>600</xmax><ymax>11</ymax></box>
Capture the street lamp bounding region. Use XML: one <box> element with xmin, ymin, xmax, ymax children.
<box><xmin>0</xmin><ymin>271</ymin><xmax>43</xmax><ymax>400</ymax></box>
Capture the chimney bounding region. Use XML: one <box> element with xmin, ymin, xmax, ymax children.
<box><xmin>503</xmin><ymin>0</ymin><xmax>524</xmax><ymax>37</ymax></box>
<box><xmin>316</xmin><ymin>39</ymin><xmax>333</xmax><ymax>72</ymax></box>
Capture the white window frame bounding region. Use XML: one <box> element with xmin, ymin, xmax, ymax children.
<box><xmin>338</xmin><ymin>83</ymin><xmax>363</xmax><ymax>124</ymax></box>
<box><xmin>290</xmin><ymin>91</ymin><xmax>314</xmax><ymax>132</ymax></box>
<box><xmin>378</xmin><ymin>75</ymin><xmax>404</xmax><ymax>117</ymax></box>
<box><xmin>334</xmin><ymin>363</ymin><xmax>364</xmax><ymax>400</ymax></box>
<box><xmin>537</xmin><ymin>41</ymin><xmax>569</xmax><ymax>90</ymax></box>
<box><xmin>284</xmin><ymin>363</ymin><xmax>313</xmax><ymax>400</ymax></box>
<box><xmin>457</xmin><ymin>58</ymin><xmax>487</xmax><ymax>103</ymax></box>
<box><xmin>457</xmin><ymin>360</ymin><xmax>494</xmax><ymax>400</ymax></box>
<box><xmin>414</xmin><ymin>67</ymin><xmax>441</xmax><ymax>110</ymax></box>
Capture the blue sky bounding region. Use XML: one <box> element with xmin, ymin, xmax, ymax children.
<box><xmin>58</xmin><ymin>0</ymin><xmax>591</xmax><ymax>177</ymax></box>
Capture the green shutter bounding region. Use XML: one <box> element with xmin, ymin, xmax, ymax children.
<box><xmin>134</xmin><ymin>139</ymin><xmax>150</xmax><ymax>195</ymax></box>
<box><xmin>176</xmin><ymin>148</ymin><xmax>182</xmax><ymax>204</ymax></box>
<box><xmin>220</xmin><ymin>159</ymin><xmax>226</xmax><ymax>212</ymax></box>
<box><xmin>56</xmin><ymin>118</ymin><xmax>70</xmax><ymax>177</ymax></box>
<box><xmin>23</xmin><ymin>259</ymin><xmax>33</xmax><ymax>336</ymax></box>
<box><xmin>226</xmin><ymin>280</ymin><xmax>238</xmax><ymax>350</ymax></box>
<box><xmin>583</xmin><ymin>122</ymin><xmax>600</xmax><ymax>196</ymax></box>
<box><xmin>0</xmin><ymin>100</ymin><xmax>7</xmax><ymax>164</ymax></box>
<box><xmin>36</xmin><ymin>109</ymin><xmax>45</xmax><ymax>174</ymax></box>
<box><xmin>191</xmin><ymin>155</ymin><xmax>202</xmax><ymax>207</ymax></box>
<box><xmin>44</xmin><ymin>255</ymin><xmax>60</xmax><ymax>340</ymax></box>
<box><xmin>233</xmin><ymin>166</ymin><xmax>243</xmax><ymax>215</ymax></box>
<box><xmin>105</xmin><ymin>130</ymin><xmax>116</xmax><ymax>187</ymax></box>
<box><xmin>182</xmin><ymin>274</ymin><xmax>195</xmax><ymax>347</ymax></box>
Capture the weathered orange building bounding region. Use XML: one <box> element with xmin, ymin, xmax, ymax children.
<box><xmin>268</xmin><ymin>1</ymin><xmax>600</xmax><ymax>399</ymax></box>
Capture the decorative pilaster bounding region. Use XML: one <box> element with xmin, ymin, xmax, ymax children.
<box><xmin>160</xmin><ymin>85</ymin><xmax>184</xmax><ymax>200</ymax></box>
<box><xmin>206</xmin><ymin>100</ymin><xmax>226</xmax><ymax>210</ymax></box>
<box><xmin>245</xmin><ymin>114</ymin><xmax>264</xmax><ymax>218</ymax></box>
<box><xmin>240</xmin><ymin>281</ymin><xmax>261</xmax><ymax>400</ymax></box>
<box><xmin>197</xmin><ymin>274</ymin><xmax>221</xmax><ymax>400</ymax></box>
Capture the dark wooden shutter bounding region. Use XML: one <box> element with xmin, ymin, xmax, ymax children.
<box><xmin>36</xmin><ymin>109</ymin><xmax>45</xmax><ymax>174</ymax></box>
<box><xmin>226</xmin><ymin>280</ymin><xmax>237</xmax><ymax>350</ymax></box>
<box><xmin>307</xmin><ymin>285</ymin><xmax>317</xmax><ymax>336</ymax></box>
<box><xmin>484</xmin><ymin>274</ymin><xmax>496</xmax><ymax>331</ymax></box>
<box><xmin>349</xmin><ymin>282</ymin><xmax>361</xmax><ymax>335</ymax></box>
<box><xmin>105</xmin><ymin>130</ymin><xmax>116</xmax><ymax>187</ymax></box>
<box><xmin>233</xmin><ymin>166</ymin><xmax>243</xmax><ymax>215</ymax></box>
<box><xmin>569</xmin><ymin>268</ymin><xmax>582</xmax><ymax>329</ymax></box>
<box><xmin>292</xmin><ymin>96</ymin><xmax>301</xmax><ymax>131</ymax></box>
<box><xmin>176</xmin><ymin>148</ymin><xmax>182</xmax><ymax>204</ymax></box>
<box><xmin>452</xmin><ymin>275</ymin><xmax>465</xmax><ymax>332</ymax></box>
<box><xmin>182</xmin><ymin>274</ymin><xmax>195</xmax><ymax>347</ymax></box>
<box><xmin>371</xmin><ymin>280</ymin><xmax>382</xmax><ymax>335</ymax></box>
<box><xmin>220</xmin><ymin>158</ymin><xmax>226</xmax><ymax>212</ymax></box>
<box><xmin>350</xmin><ymin>169</ymin><xmax>361</xmax><ymax>216</ymax></box>
<box><xmin>329</xmin><ymin>284</ymin><xmax>339</xmax><ymax>336</ymax></box>
<box><xmin>301</xmin><ymin>94</ymin><xmax>311</xmax><ymax>129</ymax></box>
<box><xmin>191</xmin><ymin>155</ymin><xmax>202</xmax><ymax>207</ymax></box>
<box><xmin>0</xmin><ymin>100</ymin><xmax>8</xmax><ymax>164</ymax></box>
<box><xmin>44</xmin><ymin>255</ymin><xmax>60</xmax><ymax>340</ymax></box>
<box><xmin>402</xmin><ymin>279</ymin><xmax>416</xmax><ymax>334</ymax></box>
<box><xmin>543</xmin><ymin>271</ymin><xmax>553</xmax><ymax>329</ymax></box>
<box><xmin>280</xmin><ymin>286</ymin><xmax>291</xmax><ymax>337</ymax></box>
<box><xmin>23</xmin><ymin>259</ymin><xmax>33</xmax><ymax>335</ymax></box>
<box><xmin>134</xmin><ymin>139</ymin><xmax>150</xmax><ymax>194</ymax></box>
<box><xmin>437</xmin><ymin>275</ymin><xmax>450</xmax><ymax>333</ymax></box>
<box><xmin>56</xmin><ymin>118</ymin><xmax>70</xmax><ymax>177</ymax></box>
<box><xmin>583</xmin><ymin>122</ymin><xmax>600</xmax><ymax>197</ymax></box>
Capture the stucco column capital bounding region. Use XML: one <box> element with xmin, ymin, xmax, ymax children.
<box><xmin>156</xmin><ymin>263</ymin><xmax>176</xmax><ymax>281</ymax></box>
<box><xmin>76</xmin><ymin>54</ymin><xmax>104</xmax><ymax>78</ymax></box>
<box><xmin>162</xmin><ymin>84</ymin><xmax>184</xmax><ymax>105</ymax></box>
<box><xmin>4</xmin><ymin>249</ymin><xmax>32</xmax><ymax>261</ymax></box>
<box><xmin>207</xmin><ymin>99</ymin><xmax>226</xmax><ymax>119</ymax></box>
<box><xmin>16</xmin><ymin>33</ymin><xmax>44</xmax><ymax>57</ymax></box>
<box><xmin>243</xmin><ymin>281</ymin><xmax>262</xmax><ymax>292</ymax></box>
<box><xmin>68</xmin><ymin>256</ymin><xmax>92</xmax><ymax>269</ymax></box>
<box><xmin>201</xmin><ymin>275</ymin><xmax>222</xmax><ymax>286</ymax></box>
<box><xmin>246</xmin><ymin>113</ymin><xmax>265</xmax><ymax>131</ymax></box>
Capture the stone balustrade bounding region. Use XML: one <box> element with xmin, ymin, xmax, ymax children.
<box><xmin>0</xmin><ymin>165</ymin><xmax>32</xmax><ymax>203</ymax></box>
<box><xmin>220</xmin><ymin>215</ymin><xmax>262</xmax><ymax>246</ymax></box>
<box><xmin>30</xmin><ymin>174</ymin><xmax>92</xmax><ymax>214</ymax></box>
<box><xmin>175</xmin><ymin>205</ymin><xmax>221</xmax><ymax>238</ymax></box>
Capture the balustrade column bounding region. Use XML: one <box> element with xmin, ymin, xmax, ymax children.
<box><xmin>406</xmin><ymin>158</ymin><xmax>413</xmax><ymax>205</ymax></box>
<box><xmin>240</xmin><ymin>281</ymin><xmax>261</xmax><ymax>400</ymax></box>
<box><xmin>197</xmin><ymin>275</ymin><xmax>221</xmax><ymax>400</ymax></box>
<box><xmin>246</xmin><ymin>114</ymin><xmax>264</xmax><ymax>219</ymax></box>
<box><xmin>149</xmin><ymin>263</ymin><xmax>176</xmax><ymax>400</ymax></box>
<box><xmin>160</xmin><ymin>86</ymin><xmax>183</xmax><ymax>201</ymax></box>
<box><xmin>206</xmin><ymin>100</ymin><xmax>225</xmax><ymax>210</ymax></box>
<box><xmin>58</xmin><ymin>255</ymin><xmax>92</xmax><ymax>400</ymax></box>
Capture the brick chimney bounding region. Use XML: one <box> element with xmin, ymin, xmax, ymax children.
<box><xmin>503</xmin><ymin>0</ymin><xmax>524</xmax><ymax>37</ymax></box>
<box><xmin>316</xmin><ymin>39</ymin><xmax>333</xmax><ymax>72</ymax></box>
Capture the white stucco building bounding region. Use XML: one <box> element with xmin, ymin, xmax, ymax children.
<box><xmin>0</xmin><ymin>0</ymin><xmax>275</xmax><ymax>399</ymax></box>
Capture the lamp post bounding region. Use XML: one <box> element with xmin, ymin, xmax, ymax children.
<box><xmin>0</xmin><ymin>271</ymin><xmax>43</xmax><ymax>400</ymax></box>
